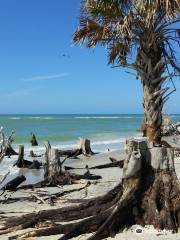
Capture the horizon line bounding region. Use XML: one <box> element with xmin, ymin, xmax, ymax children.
<box><xmin>0</xmin><ymin>113</ymin><xmax>179</xmax><ymax>115</ymax></box>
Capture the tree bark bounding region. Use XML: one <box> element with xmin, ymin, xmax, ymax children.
<box><xmin>78</xmin><ymin>138</ymin><xmax>94</xmax><ymax>156</ymax></box>
<box><xmin>136</xmin><ymin>31</ymin><xmax>166</xmax><ymax>145</ymax></box>
<box><xmin>143</xmin><ymin>84</ymin><xmax>162</xmax><ymax>145</ymax></box>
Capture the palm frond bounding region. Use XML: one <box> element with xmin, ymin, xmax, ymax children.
<box><xmin>135</xmin><ymin>0</ymin><xmax>180</xmax><ymax>17</ymax></box>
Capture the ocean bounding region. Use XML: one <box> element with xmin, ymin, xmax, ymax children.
<box><xmin>1</xmin><ymin>114</ymin><xmax>180</xmax><ymax>152</ymax></box>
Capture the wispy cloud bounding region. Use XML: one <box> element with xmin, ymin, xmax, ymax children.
<box><xmin>23</xmin><ymin>72</ymin><xmax>71</xmax><ymax>82</ymax></box>
<box><xmin>0</xmin><ymin>87</ymin><xmax>43</xmax><ymax>99</ymax></box>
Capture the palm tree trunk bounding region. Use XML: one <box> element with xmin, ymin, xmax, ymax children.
<box><xmin>143</xmin><ymin>84</ymin><xmax>162</xmax><ymax>145</ymax></box>
<box><xmin>136</xmin><ymin>41</ymin><xmax>165</xmax><ymax>145</ymax></box>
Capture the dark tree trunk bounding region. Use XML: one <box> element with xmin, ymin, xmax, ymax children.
<box><xmin>1</xmin><ymin>175</ymin><xmax>26</xmax><ymax>191</ymax></box>
<box><xmin>30</xmin><ymin>133</ymin><xmax>38</xmax><ymax>146</ymax></box>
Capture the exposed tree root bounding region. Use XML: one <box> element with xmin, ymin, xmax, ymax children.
<box><xmin>90</xmin><ymin>160</ymin><xmax>124</xmax><ymax>169</ymax></box>
<box><xmin>0</xmin><ymin>182</ymin><xmax>91</xmax><ymax>204</ymax></box>
<box><xmin>64</xmin><ymin>159</ymin><xmax>124</xmax><ymax>170</ymax></box>
<box><xmin>10</xmin><ymin>208</ymin><xmax>112</xmax><ymax>240</ymax></box>
<box><xmin>0</xmin><ymin>183</ymin><xmax>122</xmax><ymax>235</ymax></box>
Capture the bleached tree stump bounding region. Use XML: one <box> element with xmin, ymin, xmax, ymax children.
<box><xmin>44</xmin><ymin>145</ymin><xmax>71</xmax><ymax>185</ymax></box>
<box><xmin>78</xmin><ymin>137</ymin><xmax>94</xmax><ymax>156</ymax></box>
<box><xmin>0</xmin><ymin>130</ymin><xmax>17</xmax><ymax>162</ymax></box>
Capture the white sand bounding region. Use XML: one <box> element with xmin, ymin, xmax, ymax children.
<box><xmin>0</xmin><ymin>149</ymin><xmax>180</xmax><ymax>239</ymax></box>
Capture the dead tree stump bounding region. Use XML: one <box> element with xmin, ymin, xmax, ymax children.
<box><xmin>30</xmin><ymin>133</ymin><xmax>38</xmax><ymax>146</ymax></box>
<box><xmin>78</xmin><ymin>138</ymin><xmax>94</xmax><ymax>156</ymax></box>
<box><xmin>14</xmin><ymin>145</ymin><xmax>41</xmax><ymax>169</ymax></box>
<box><xmin>13</xmin><ymin>145</ymin><xmax>25</xmax><ymax>168</ymax></box>
<box><xmin>0</xmin><ymin>130</ymin><xmax>17</xmax><ymax>162</ymax></box>
<box><xmin>44</xmin><ymin>145</ymin><xmax>71</xmax><ymax>185</ymax></box>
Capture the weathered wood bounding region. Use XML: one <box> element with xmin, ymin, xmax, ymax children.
<box><xmin>58</xmin><ymin>149</ymin><xmax>81</xmax><ymax>158</ymax></box>
<box><xmin>78</xmin><ymin>138</ymin><xmax>94</xmax><ymax>156</ymax></box>
<box><xmin>0</xmin><ymin>130</ymin><xmax>17</xmax><ymax>162</ymax></box>
<box><xmin>29</xmin><ymin>150</ymin><xmax>42</xmax><ymax>158</ymax></box>
<box><xmin>14</xmin><ymin>145</ymin><xmax>41</xmax><ymax>169</ymax></box>
<box><xmin>1</xmin><ymin>175</ymin><xmax>26</xmax><ymax>191</ymax></box>
<box><xmin>30</xmin><ymin>133</ymin><xmax>38</xmax><ymax>146</ymax></box>
<box><xmin>149</xmin><ymin>147</ymin><xmax>174</xmax><ymax>170</ymax></box>
<box><xmin>64</xmin><ymin>159</ymin><xmax>124</xmax><ymax>170</ymax></box>
<box><xmin>18</xmin><ymin>145</ymin><xmax>24</xmax><ymax>160</ymax></box>
<box><xmin>44</xmin><ymin>148</ymin><xmax>72</xmax><ymax>185</ymax></box>
<box><xmin>90</xmin><ymin>160</ymin><xmax>124</xmax><ymax>169</ymax></box>
<box><xmin>48</xmin><ymin>149</ymin><xmax>62</xmax><ymax>181</ymax></box>
<box><xmin>2</xmin><ymin>139</ymin><xmax>179</xmax><ymax>239</ymax></box>
<box><xmin>44</xmin><ymin>141</ymin><xmax>51</xmax><ymax>179</ymax></box>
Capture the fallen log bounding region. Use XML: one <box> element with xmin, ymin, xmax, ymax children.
<box><xmin>1</xmin><ymin>175</ymin><xmax>26</xmax><ymax>191</ymax></box>
<box><xmin>71</xmin><ymin>171</ymin><xmax>102</xmax><ymax>181</ymax></box>
<box><xmin>90</xmin><ymin>160</ymin><xmax>124</xmax><ymax>169</ymax></box>
<box><xmin>64</xmin><ymin>159</ymin><xmax>124</xmax><ymax>171</ymax></box>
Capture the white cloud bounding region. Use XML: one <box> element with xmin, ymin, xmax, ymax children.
<box><xmin>0</xmin><ymin>87</ymin><xmax>43</xmax><ymax>99</ymax></box>
<box><xmin>23</xmin><ymin>72</ymin><xmax>71</xmax><ymax>82</ymax></box>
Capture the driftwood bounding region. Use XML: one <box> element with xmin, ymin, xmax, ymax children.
<box><xmin>58</xmin><ymin>149</ymin><xmax>81</xmax><ymax>158</ymax></box>
<box><xmin>162</xmin><ymin>118</ymin><xmax>180</xmax><ymax>136</ymax></box>
<box><xmin>4</xmin><ymin>139</ymin><xmax>180</xmax><ymax>239</ymax></box>
<box><xmin>0</xmin><ymin>130</ymin><xmax>17</xmax><ymax>163</ymax></box>
<box><xmin>58</xmin><ymin>138</ymin><xmax>94</xmax><ymax>158</ymax></box>
<box><xmin>64</xmin><ymin>159</ymin><xmax>124</xmax><ymax>171</ymax></box>
<box><xmin>41</xmin><ymin>182</ymin><xmax>91</xmax><ymax>203</ymax></box>
<box><xmin>90</xmin><ymin>160</ymin><xmax>124</xmax><ymax>169</ymax></box>
<box><xmin>29</xmin><ymin>150</ymin><xmax>42</xmax><ymax>158</ymax></box>
<box><xmin>14</xmin><ymin>145</ymin><xmax>41</xmax><ymax>169</ymax></box>
<box><xmin>30</xmin><ymin>133</ymin><xmax>38</xmax><ymax>146</ymax></box>
<box><xmin>0</xmin><ymin>182</ymin><xmax>91</xmax><ymax>205</ymax></box>
<box><xmin>44</xmin><ymin>146</ymin><xmax>101</xmax><ymax>186</ymax></box>
<box><xmin>1</xmin><ymin>175</ymin><xmax>26</xmax><ymax>191</ymax></box>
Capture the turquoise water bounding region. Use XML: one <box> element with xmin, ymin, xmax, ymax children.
<box><xmin>0</xmin><ymin>114</ymin><xmax>180</xmax><ymax>151</ymax></box>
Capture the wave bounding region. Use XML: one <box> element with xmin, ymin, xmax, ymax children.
<box><xmin>9</xmin><ymin>117</ymin><xmax>21</xmax><ymax>120</ymax></box>
<box><xmin>27</xmin><ymin>116</ymin><xmax>55</xmax><ymax>120</ymax></box>
<box><xmin>75</xmin><ymin>116</ymin><xmax>143</xmax><ymax>119</ymax></box>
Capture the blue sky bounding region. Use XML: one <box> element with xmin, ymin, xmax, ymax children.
<box><xmin>0</xmin><ymin>0</ymin><xmax>179</xmax><ymax>114</ymax></box>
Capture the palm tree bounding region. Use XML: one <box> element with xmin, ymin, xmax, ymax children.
<box><xmin>0</xmin><ymin>1</ymin><xmax>180</xmax><ymax>239</ymax></box>
<box><xmin>73</xmin><ymin>0</ymin><xmax>180</xmax><ymax>146</ymax></box>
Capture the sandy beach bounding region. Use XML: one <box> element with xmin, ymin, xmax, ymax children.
<box><xmin>0</xmin><ymin>145</ymin><xmax>180</xmax><ymax>240</ymax></box>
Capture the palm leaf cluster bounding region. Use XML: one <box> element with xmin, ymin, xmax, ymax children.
<box><xmin>73</xmin><ymin>0</ymin><xmax>180</xmax><ymax>78</ymax></box>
